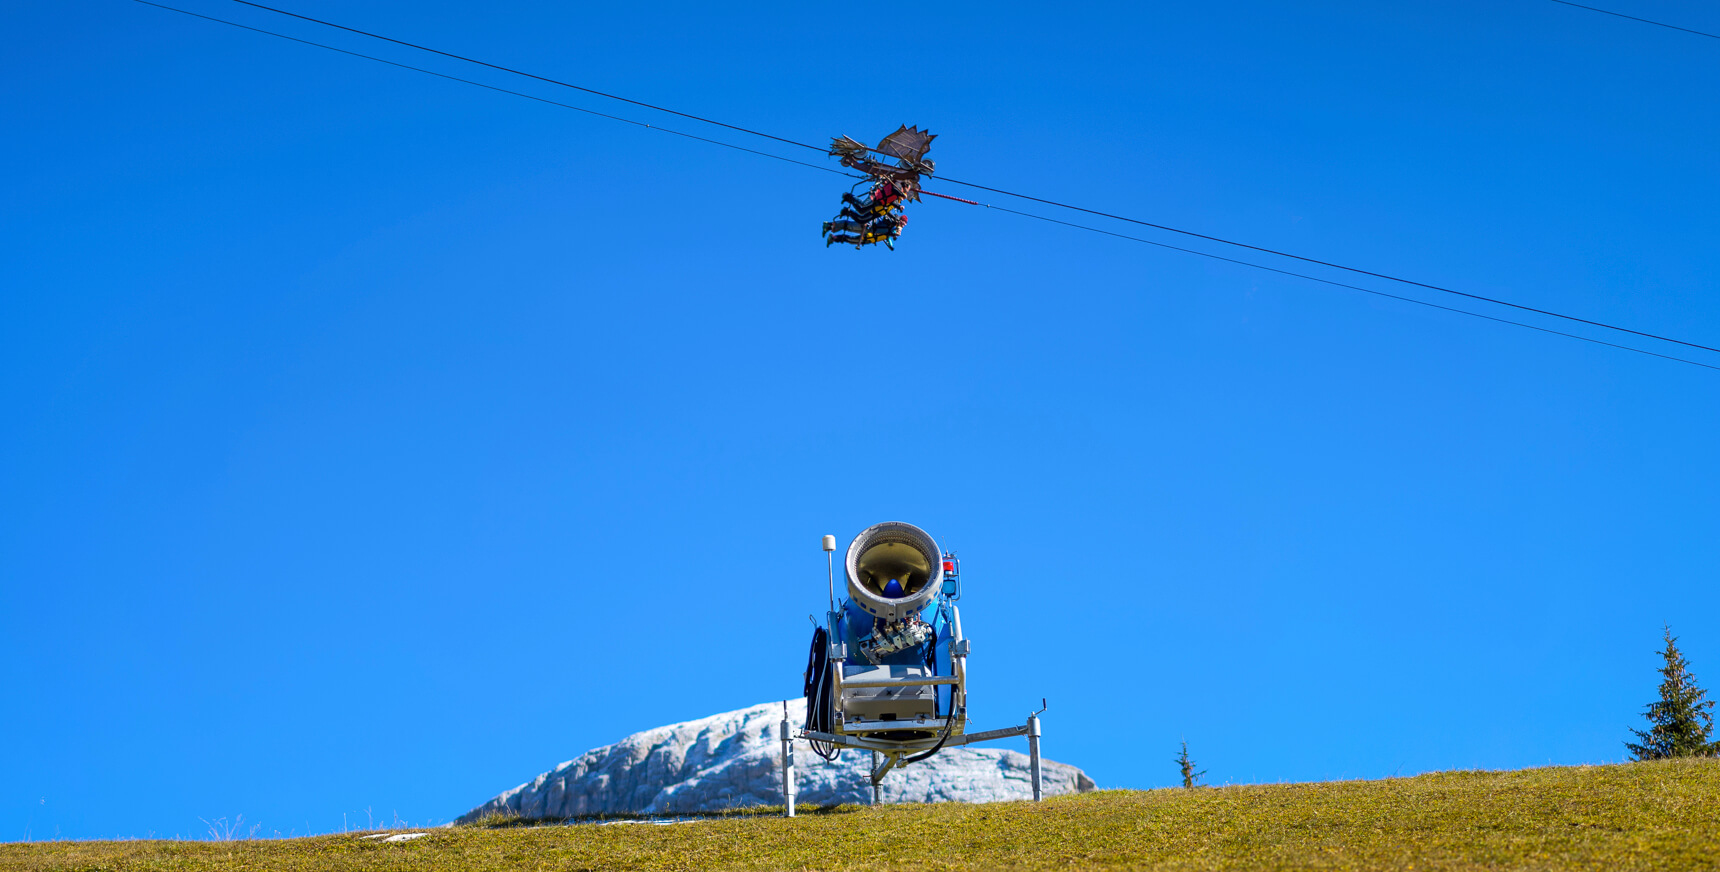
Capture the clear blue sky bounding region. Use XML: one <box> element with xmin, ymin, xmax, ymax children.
<box><xmin>5</xmin><ymin>0</ymin><xmax>1718</xmax><ymax>841</ymax></box>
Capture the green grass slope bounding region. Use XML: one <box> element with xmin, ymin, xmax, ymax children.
<box><xmin>5</xmin><ymin>759</ymin><xmax>1717</xmax><ymax>871</ymax></box>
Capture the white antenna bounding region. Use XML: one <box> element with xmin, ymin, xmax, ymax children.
<box><xmin>821</xmin><ymin>534</ymin><xmax>837</xmax><ymax>616</ymax></box>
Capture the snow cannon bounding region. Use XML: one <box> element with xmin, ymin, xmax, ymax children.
<box><xmin>803</xmin><ymin>521</ymin><xmax>963</xmax><ymax>748</ymax></box>
<box><xmin>796</xmin><ymin>522</ymin><xmax>1049</xmax><ymax>806</ymax></box>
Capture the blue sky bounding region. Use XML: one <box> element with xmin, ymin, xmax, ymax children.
<box><xmin>4</xmin><ymin>0</ymin><xmax>1718</xmax><ymax>841</ymax></box>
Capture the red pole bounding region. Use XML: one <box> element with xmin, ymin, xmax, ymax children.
<box><xmin>922</xmin><ymin>190</ymin><xmax>980</xmax><ymax>205</ymax></box>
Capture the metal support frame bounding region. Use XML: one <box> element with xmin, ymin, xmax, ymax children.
<box><xmin>870</xmin><ymin>751</ymin><xmax>886</xmax><ymax>804</ymax></box>
<box><xmin>801</xmin><ymin>723</ymin><xmax>1027</xmax><ymax>753</ymax></box>
<box><xmin>1028</xmin><ymin>718</ymin><xmax>1042</xmax><ymax>801</ymax></box>
<box><xmin>799</xmin><ymin>699</ymin><xmax>1049</xmax><ymax>805</ymax></box>
<box><xmin>841</xmin><ymin>716</ymin><xmax>954</xmax><ymax>734</ymax></box>
<box><xmin>840</xmin><ymin>674</ymin><xmax>963</xmax><ymax>689</ymax></box>
<box><xmin>780</xmin><ymin>703</ymin><xmax>796</xmax><ymax>817</ymax></box>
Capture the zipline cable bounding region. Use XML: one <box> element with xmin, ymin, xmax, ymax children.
<box><xmin>220</xmin><ymin>0</ymin><xmax>830</xmax><ymax>153</ymax></box>
<box><xmin>137</xmin><ymin>0</ymin><xmax>1719</xmax><ymax>371</ymax></box>
<box><xmin>1545</xmin><ymin>0</ymin><xmax>1720</xmax><ymax>41</ymax></box>
<box><xmin>205</xmin><ymin>0</ymin><xmax>1720</xmax><ymax>359</ymax></box>
<box><xmin>922</xmin><ymin>173</ymin><xmax>1720</xmax><ymax>357</ymax></box>
<box><xmin>938</xmin><ymin>196</ymin><xmax>1720</xmax><ymax>372</ymax></box>
<box><xmin>133</xmin><ymin>1</ymin><xmax>849</xmax><ymax>179</ymax></box>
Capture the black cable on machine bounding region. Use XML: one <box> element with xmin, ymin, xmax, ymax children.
<box><xmin>801</xmin><ymin>627</ymin><xmax>839</xmax><ymax>761</ymax></box>
<box><xmin>902</xmin><ymin>713</ymin><xmax>956</xmax><ymax>765</ymax></box>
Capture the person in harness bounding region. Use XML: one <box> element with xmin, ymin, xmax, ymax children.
<box><xmin>838</xmin><ymin>180</ymin><xmax>905</xmax><ymax>224</ymax></box>
<box><xmin>823</xmin><ymin>212</ymin><xmax>907</xmax><ymax>250</ymax></box>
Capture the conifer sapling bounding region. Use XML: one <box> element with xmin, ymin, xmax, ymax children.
<box><xmin>1175</xmin><ymin>739</ymin><xmax>1207</xmax><ymax>788</ymax></box>
<box><xmin>1625</xmin><ymin>626</ymin><xmax>1718</xmax><ymax>760</ymax></box>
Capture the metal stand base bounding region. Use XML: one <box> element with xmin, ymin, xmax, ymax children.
<box><xmin>1027</xmin><ymin>712</ymin><xmax>1042</xmax><ymax>802</ymax></box>
<box><xmin>870</xmin><ymin>751</ymin><xmax>884</xmax><ymax>805</ymax></box>
<box><xmin>800</xmin><ymin>699</ymin><xmax>1049</xmax><ymax>806</ymax></box>
<box><xmin>779</xmin><ymin>705</ymin><xmax>796</xmax><ymax>817</ymax></box>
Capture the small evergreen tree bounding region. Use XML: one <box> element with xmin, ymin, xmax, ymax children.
<box><xmin>1175</xmin><ymin>739</ymin><xmax>1207</xmax><ymax>788</ymax></box>
<box><xmin>1625</xmin><ymin>626</ymin><xmax>1718</xmax><ymax>760</ymax></box>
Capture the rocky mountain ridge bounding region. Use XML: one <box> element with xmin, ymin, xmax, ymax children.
<box><xmin>459</xmin><ymin>699</ymin><xmax>1094</xmax><ymax>819</ymax></box>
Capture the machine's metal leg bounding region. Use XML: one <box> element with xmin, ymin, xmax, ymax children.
<box><xmin>869</xmin><ymin>751</ymin><xmax>882</xmax><ymax>805</ymax></box>
<box><xmin>780</xmin><ymin>708</ymin><xmax>796</xmax><ymax>818</ymax></box>
<box><xmin>1027</xmin><ymin>712</ymin><xmax>1042</xmax><ymax>802</ymax></box>
<box><xmin>867</xmin><ymin>749</ymin><xmax>900</xmax><ymax>807</ymax></box>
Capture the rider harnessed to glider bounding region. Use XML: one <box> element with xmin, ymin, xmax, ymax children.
<box><xmin>822</xmin><ymin>125</ymin><xmax>936</xmax><ymax>251</ymax></box>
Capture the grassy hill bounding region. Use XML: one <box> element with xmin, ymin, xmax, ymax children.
<box><xmin>5</xmin><ymin>759</ymin><xmax>1717</xmax><ymax>870</ymax></box>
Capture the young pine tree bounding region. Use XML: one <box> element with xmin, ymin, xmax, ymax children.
<box><xmin>1625</xmin><ymin>626</ymin><xmax>1718</xmax><ymax>760</ymax></box>
<box><xmin>1175</xmin><ymin>739</ymin><xmax>1207</xmax><ymax>788</ymax></box>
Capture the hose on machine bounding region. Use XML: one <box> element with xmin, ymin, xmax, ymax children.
<box><xmin>802</xmin><ymin>626</ymin><xmax>840</xmax><ymax>761</ymax></box>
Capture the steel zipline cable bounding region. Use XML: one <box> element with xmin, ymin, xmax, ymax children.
<box><xmin>132</xmin><ymin>1</ymin><xmax>850</xmax><ymax>180</ymax></box>
<box><xmin>220</xmin><ymin>0</ymin><xmax>832</xmax><ymax>153</ymax></box>
<box><xmin>927</xmin><ymin>177</ymin><xmax>1720</xmax><ymax>358</ymax></box>
<box><xmin>1545</xmin><ymin>0</ymin><xmax>1720</xmax><ymax>41</ymax></box>
<box><xmin>194</xmin><ymin>0</ymin><xmax>1720</xmax><ymax>361</ymax></box>
<box><xmin>976</xmin><ymin>203</ymin><xmax>1720</xmax><ymax>372</ymax></box>
<box><xmin>136</xmin><ymin>0</ymin><xmax>1720</xmax><ymax>371</ymax></box>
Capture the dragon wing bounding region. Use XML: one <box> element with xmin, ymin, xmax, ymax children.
<box><xmin>874</xmin><ymin>125</ymin><xmax>936</xmax><ymax>163</ymax></box>
<box><xmin>829</xmin><ymin>127</ymin><xmax>935</xmax><ymax>196</ymax></box>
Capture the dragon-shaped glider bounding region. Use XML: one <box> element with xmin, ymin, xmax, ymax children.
<box><xmin>822</xmin><ymin>125</ymin><xmax>936</xmax><ymax>250</ymax></box>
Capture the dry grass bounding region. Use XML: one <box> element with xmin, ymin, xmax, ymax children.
<box><xmin>5</xmin><ymin>759</ymin><xmax>1718</xmax><ymax>870</ymax></box>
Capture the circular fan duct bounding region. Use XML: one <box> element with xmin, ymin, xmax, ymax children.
<box><xmin>845</xmin><ymin>521</ymin><xmax>943</xmax><ymax>624</ymax></box>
